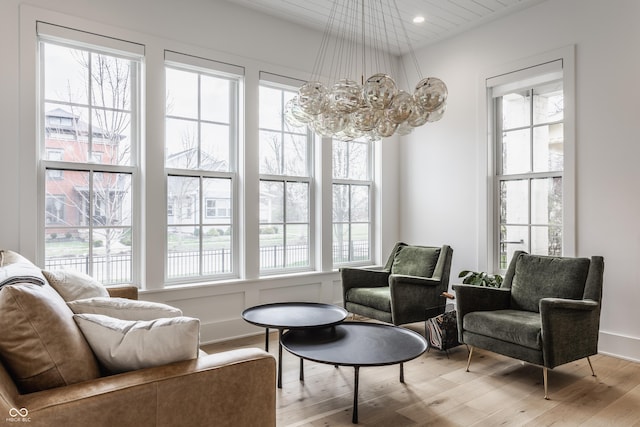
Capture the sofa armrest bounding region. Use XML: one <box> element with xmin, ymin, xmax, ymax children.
<box><xmin>106</xmin><ymin>284</ymin><xmax>139</xmax><ymax>300</ymax></box>
<box><xmin>17</xmin><ymin>348</ymin><xmax>276</xmax><ymax>427</ymax></box>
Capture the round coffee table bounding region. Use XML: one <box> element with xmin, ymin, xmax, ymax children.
<box><xmin>241</xmin><ymin>302</ymin><xmax>348</xmax><ymax>388</ymax></box>
<box><xmin>281</xmin><ymin>322</ymin><xmax>427</xmax><ymax>424</ymax></box>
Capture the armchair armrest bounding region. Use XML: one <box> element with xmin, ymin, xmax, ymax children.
<box><xmin>540</xmin><ymin>298</ymin><xmax>600</xmax><ymax>368</ymax></box>
<box><xmin>106</xmin><ymin>284</ymin><xmax>139</xmax><ymax>300</ymax></box>
<box><xmin>390</xmin><ymin>274</ymin><xmax>440</xmax><ymax>287</ymax></box>
<box><xmin>389</xmin><ymin>275</ymin><xmax>446</xmax><ymax>324</ymax></box>
<box><xmin>540</xmin><ymin>298</ymin><xmax>598</xmax><ymax>312</ymax></box>
<box><xmin>452</xmin><ymin>284</ymin><xmax>511</xmax><ymax>343</ymax></box>
<box><xmin>340</xmin><ymin>267</ymin><xmax>389</xmax><ymax>292</ymax></box>
<box><xmin>452</xmin><ymin>284</ymin><xmax>511</xmax><ymax>314</ymax></box>
<box><xmin>18</xmin><ymin>348</ymin><xmax>275</xmax><ymax>427</ymax></box>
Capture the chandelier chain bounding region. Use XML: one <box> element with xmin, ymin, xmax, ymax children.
<box><xmin>285</xmin><ymin>0</ymin><xmax>448</xmax><ymax>141</ymax></box>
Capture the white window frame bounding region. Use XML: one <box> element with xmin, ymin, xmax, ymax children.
<box><xmin>258</xmin><ymin>75</ymin><xmax>315</xmax><ymax>275</ymax></box>
<box><xmin>164</xmin><ymin>51</ymin><xmax>243</xmax><ymax>283</ymax></box>
<box><xmin>332</xmin><ymin>138</ymin><xmax>373</xmax><ymax>267</ymax></box>
<box><xmin>478</xmin><ymin>46</ymin><xmax>576</xmax><ymax>274</ymax></box>
<box><xmin>37</xmin><ymin>23</ymin><xmax>143</xmax><ymax>285</ymax></box>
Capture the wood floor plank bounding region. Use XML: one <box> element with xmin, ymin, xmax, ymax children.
<box><xmin>201</xmin><ymin>325</ymin><xmax>640</xmax><ymax>426</ymax></box>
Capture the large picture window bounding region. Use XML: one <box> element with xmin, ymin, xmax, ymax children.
<box><xmin>39</xmin><ymin>25</ymin><xmax>141</xmax><ymax>284</ymax></box>
<box><xmin>165</xmin><ymin>53</ymin><xmax>241</xmax><ymax>281</ymax></box>
<box><xmin>258</xmin><ymin>80</ymin><xmax>313</xmax><ymax>273</ymax></box>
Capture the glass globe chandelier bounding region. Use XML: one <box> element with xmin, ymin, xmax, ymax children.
<box><xmin>284</xmin><ymin>0</ymin><xmax>448</xmax><ymax>141</ymax></box>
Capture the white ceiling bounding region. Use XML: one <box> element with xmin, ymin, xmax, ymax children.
<box><xmin>221</xmin><ymin>0</ymin><xmax>548</xmax><ymax>54</ymax></box>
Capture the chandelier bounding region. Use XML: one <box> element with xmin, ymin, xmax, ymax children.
<box><xmin>284</xmin><ymin>0</ymin><xmax>448</xmax><ymax>141</ymax></box>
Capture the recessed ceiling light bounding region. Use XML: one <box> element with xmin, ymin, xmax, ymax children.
<box><xmin>413</xmin><ymin>15</ymin><xmax>425</xmax><ymax>24</ymax></box>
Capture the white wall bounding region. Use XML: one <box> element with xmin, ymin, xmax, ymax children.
<box><xmin>0</xmin><ymin>0</ymin><xmax>401</xmax><ymax>343</ymax></box>
<box><xmin>401</xmin><ymin>0</ymin><xmax>640</xmax><ymax>361</ymax></box>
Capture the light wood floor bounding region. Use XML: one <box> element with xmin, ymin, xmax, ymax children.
<box><xmin>202</xmin><ymin>321</ymin><xmax>640</xmax><ymax>426</ymax></box>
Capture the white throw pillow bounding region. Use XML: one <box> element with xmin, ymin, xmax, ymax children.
<box><xmin>73</xmin><ymin>313</ymin><xmax>200</xmax><ymax>374</ymax></box>
<box><xmin>68</xmin><ymin>297</ymin><xmax>183</xmax><ymax>321</ymax></box>
<box><xmin>42</xmin><ymin>269</ymin><xmax>109</xmax><ymax>302</ymax></box>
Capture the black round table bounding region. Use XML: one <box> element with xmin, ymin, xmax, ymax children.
<box><xmin>281</xmin><ymin>322</ymin><xmax>427</xmax><ymax>424</ymax></box>
<box><xmin>241</xmin><ymin>302</ymin><xmax>348</xmax><ymax>388</ymax></box>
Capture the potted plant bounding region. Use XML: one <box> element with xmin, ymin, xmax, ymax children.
<box><xmin>458</xmin><ymin>270</ymin><xmax>504</xmax><ymax>287</ymax></box>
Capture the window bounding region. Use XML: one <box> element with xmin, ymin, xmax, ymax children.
<box><xmin>332</xmin><ymin>138</ymin><xmax>372</xmax><ymax>265</ymax></box>
<box><xmin>165</xmin><ymin>53</ymin><xmax>241</xmax><ymax>281</ymax></box>
<box><xmin>489</xmin><ymin>60</ymin><xmax>568</xmax><ymax>271</ymax></box>
<box><xmin>205</xmin><ymin>198</ymin><xmax>231</xmax><ymax>218</ymax></box>
<box><xmin>258</xmin><ymin>79</ymin><xmax>313</xmax><ymax>273</ymax></box>
<box><xmin>39</xmin><ymin>24</ymin><xmax>141</xmax><ymax>285</ymax></box>
<box><xmin>45</xmin><ymin>194</ymin><xmax>66</xmax><ymax>225</ymax></box>
<box><xmin>46</xmin><ymin>149</ymin><xmax>63</xmax><ymax>179</ymax></box>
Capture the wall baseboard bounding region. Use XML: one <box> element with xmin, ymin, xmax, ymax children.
<box><xmin>599</xmin><ymin>330</ymin><xmax>640</xmax><ymax>363</ymax></box>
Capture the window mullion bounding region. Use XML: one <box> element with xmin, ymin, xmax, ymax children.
<box><xmin>197</xmin><ymin>75</ymin><xmax>202</xmax><ymax>169</ymax></box>
<box><xmin>88</xmin><ymin>170</ymin><xmax>94</xmax><ymax>276</ymax></box>
<box><xmin>87</xmin><ymin>52</ymin><xmax>94</xmax><ymax>160</ymax></box>
<box><xmin>529</xmin><ymin>88</ymin><xmax>534</xmax><ymax>174</ymax></box>
<box><xmin>282</xmin><ymin>180</ymin><xmax>287</xmax><ymax>268</ymax></box>
<box><xmin>348</xmin><ymin>184</ymin><xmax>353</xmax><ymax>261</ymax></box>
<box><xmin>199</xmin><ymin>176</ymin><xmax>204</xmax><ymax>276</ymax></box>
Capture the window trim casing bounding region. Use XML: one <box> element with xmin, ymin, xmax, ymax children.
<box><xmin>163</xmin><ymin>52</ymin><xmax>243</xmax><ymax>284</ymax></box>
<box><xmin>37</xmin><ymin>25</ymin><xmax>143</xmax><ymax>284</ymax></box>
<box><xmin>257</xmin><ymin>78</ymin><xmax>315</xmax><ymax>276</ymax></box>
<box><xmin>331</xmin><ymin>138</ymin><xmax>374</xmax><ymax>268</ymax></box>
<box><xmin>478</xmin><ymin>46</ymin><xmax>576</xmax><ymax>274</ymax></box>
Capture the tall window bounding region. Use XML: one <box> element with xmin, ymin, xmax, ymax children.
<box><xmin>492</xmin><ymin>64</ymin><xmax>564</xmax><ymax>270</ymax></box>
<box><xmin>165</xmin><ymin>53</ymin><xmax>241</xmax><ymax>281</ymax></box>
<box><xmin>332</xmin><ymin>138</ymin><xmax>372</xmax><ymax>265</ymax></box>
<box><xmin>258</xmin><ymin>80</ymin><xmax>312</xmax><ymax>273</ymax></box>
<box><xmin>39</xmin><ymin>25</ymin><xmax>141</xmax><ymax>284</ymax></box>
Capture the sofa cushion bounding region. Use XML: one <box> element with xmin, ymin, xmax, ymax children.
<box><xmin>68</xmin><ymin>297</ymin><xmax>182</xmax><ymax>321</ymax></box>
<box><xmin>74</xmin><ymin>313</ymin><xmax>200</xmax><ymax>374</ymax></box>
<box><xmin>511</xmin><ymin>255</ymin><xmax>590</xmax><ymax>312</ymax></box>
<box><xmin>463</xmin><ymin>309</ymin><xmax>542</xmax><ymax>350</ymax></box>
<box><xmin>0</xmin><ymin>250</ymin><xmax>47</xmax><ymax>288</ymax></box>
<box><xmin>391</xmin><ymin>246</ymin><xmax>440</xmax><ymax>277</ymax></box>
<box><xmin>42</xmin><ymin>269</ymin><xmax>110</xmax><ymax>302</ymax></box>
<box><xmin>0</xmin><ymin>284</ymin><xmax>100</xmax><ymax>393</ymax></box>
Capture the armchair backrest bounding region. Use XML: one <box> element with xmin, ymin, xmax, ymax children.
<box><xmin>503</xmin><ymin>251</ymin><xmax>602</xmax><ymax>312</ymax></box>
<box><xmin>385</xmin><ymin>243</ymin><xmax>449</xmax><ymax>279</ymax></box>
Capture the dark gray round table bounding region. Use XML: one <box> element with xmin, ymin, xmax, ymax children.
<box><xmin>281</xmin><ymin>322</ymin><xmax>427</xmax><ymax>424</ymax></box>
<box><xmin>241</xmin><ymin>302</ymin><xmax>348</xmax><ymax>388</ymax></box>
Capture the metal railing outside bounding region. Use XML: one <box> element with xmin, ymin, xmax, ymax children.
<box><xmin>45</xmin><ymin>241</ymin><xmax>370</xmax><ymax>284</ymax></box>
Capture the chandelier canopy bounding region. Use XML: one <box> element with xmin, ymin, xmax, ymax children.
<box><xmin>284</xmin><ymin>0</ymin><xmax>448</xmax><ymax>141</ymax></box>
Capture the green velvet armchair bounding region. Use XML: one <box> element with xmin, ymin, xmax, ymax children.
<box><xmin>453</xmin><ymin>251</ymin><xmax>604</xmax><ymax>399</ymax></box>
<box><xmin>341</xmin><ymin>242</ymin><xmax>453</xmax><ymax>326</ymax></box>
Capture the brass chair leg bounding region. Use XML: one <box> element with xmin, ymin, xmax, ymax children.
<box><xmin>587</xmin><ymin>356</ymin><xmax>596</xmax><ymax>377</ymax></box>
<box><xmin>466</xmin><ymin>346</ymin><xmax>474</xmax><ymax>372</ymax></box>
<box><xmin>543</xmin><ymin>367</ymin><xmax>549</xmax><ymax>400</ymax></box>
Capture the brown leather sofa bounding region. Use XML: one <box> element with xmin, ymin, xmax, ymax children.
<box><xmin>0</xmin><ymin>251</ymin><xmax>276</xmax><ymax>427</ymax></box>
